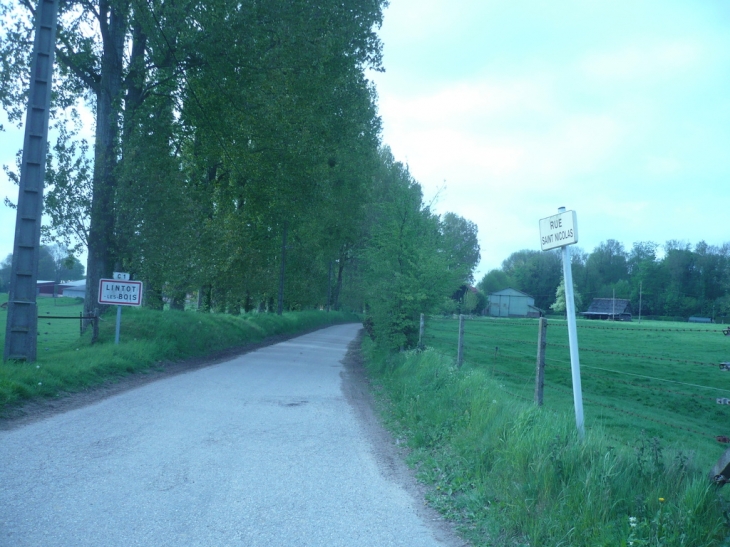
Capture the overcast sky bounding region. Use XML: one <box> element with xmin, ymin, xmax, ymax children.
<box><xmin>2</xmin><ymin>0</ymin><xmax>730</xmax><ymax>280</ymax></box>
<box><xmin>369</xmin><ymin>0</ymin><xmax>730</xmax><ymax>279</ymax></box>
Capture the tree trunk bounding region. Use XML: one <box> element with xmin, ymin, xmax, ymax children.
<box><xmin>277</xmin><ymin>221</ymin><xmax>288</xmax><ymax>315</ymax></box>
<box><xmin>84</xmin><ymin>0</ymin><xmax>128</xmax><ymax>323</ymax></box>
<box><xmin>333</xmin><ymin>260</ymin><xmax>345</xmax><ymax>310</ymax></box>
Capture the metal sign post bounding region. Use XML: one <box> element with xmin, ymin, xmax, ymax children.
<box><xmin>539</xmin><ymin>207</ymin><xmax>584</xmax><ymax>438</ymax></box>
<box><xmin>98</xmin><ymin>275</ymin><xmax>143</xmax><ymax>344</ymax></box>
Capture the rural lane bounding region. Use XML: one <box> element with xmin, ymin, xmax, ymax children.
<box><xmin>0</xmin><ymin>323</ymin><xmax>464</xmax><ymax>547</ymax></box>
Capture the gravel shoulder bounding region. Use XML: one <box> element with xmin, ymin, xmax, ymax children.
<box><xmin>340</xmin><ymin>333</ymin><xmax>468</xmax><ymax>547</ymax></box>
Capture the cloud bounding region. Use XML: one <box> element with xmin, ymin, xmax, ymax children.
<box><xmin>580</xmin><ymin>40</ymin><xmax>705</xmax><ymax>82</ymax></box>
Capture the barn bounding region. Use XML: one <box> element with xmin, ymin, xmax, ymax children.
<box><xmin>487</xmin><ymin>288</ymin><xmax>542</xmax><ymax>318</ymax></box>
<box><xmin>581</xmin><ymin>298</ymin><xmax>632</xmax><ymax>321</ymax></box>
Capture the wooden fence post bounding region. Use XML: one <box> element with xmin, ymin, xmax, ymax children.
<box><xmin>92</xmin><ymin>308</ymin><xmax>99</xmax><ymax>345</ymax></box>
<box><xmin>457</xmin><ymin>314</ymin><xmax>465</xmax><ymax>367</ymax></box>
<box><xmin>535</xmin><ymin>317</ymin><xmax>547</xmax><ymax>406</ymax></box>
<box><xmin>418</xmin><ymin>313</ymin><xmax>425</xmax><ymax>347</ymax></box>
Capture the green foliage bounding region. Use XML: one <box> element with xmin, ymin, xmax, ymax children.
<box><xmin>488</xmin><ymin>239</ymin><xmax>730</xmax><ymax>320</ymax></box>
<box><xmin>363</xmin><ymin>340</ymin><xmax>729</xmax><ymax>546</ymax></box>
<box><xmin>500</xmin><ymin>249</ymin><xmax>562</xmax><ymax>310</ymax></box>
<box><xmin>360</xmin><ymin>150</ymin><xmax>477</xmax><ymax>349</ymax></box>
<box><xmin>476</xmin><ymin>269</ymin><xmax>514</xmax><ymax>295</ymax></box>
<box><xmin>0</xmin><ymin>254</ymin><xmax>11</xmax><ymax>292</ymax></box>
<box><xmin>550</xmin><ymin>278</ymin><xmax>583</xmax><ymax>314</ymax></box>
<box><xmin>1</xmin><ymin>0</ymin><xmax>480</xmax><ymax>352</ymax></box>
<box><xmin>423</xmin><ymin>316</ymin><xmax>729</xmax><ymax>457</ymax></box>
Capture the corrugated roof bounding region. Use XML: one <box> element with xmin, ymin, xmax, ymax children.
<box><xmin>489</xmin><ymin>287</ymin><xmax>533</xmax><ymax>298</ymax></box>
<box><xmin>583</xmin><ymin>298</ymin><xmax>631</xmax><ymax>315</ymax></box>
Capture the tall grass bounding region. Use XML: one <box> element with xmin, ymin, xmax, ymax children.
<box><xmin>425</xmin><ymin>316</ymin><xmax>729</xmax><ymax>470</ymax></box>
<box><xmin>364</xmin><ymin>341</ymin><xmax>730</xmax><ymax>546</ymax></box>
<box><xmin>0</xmin><ymin>296</ymin><xmax>358</xmax><ymax>411</ymax></box>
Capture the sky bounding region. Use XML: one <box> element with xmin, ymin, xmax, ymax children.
<box><xmin>368</xmin><ymin>0</ymin><xmax>730</xmax><ymax>279</ymax></box>
<box><xmin>2</xmin><ymin>0</ymin><xmax>730</xmax><ymax>279</ymax></box>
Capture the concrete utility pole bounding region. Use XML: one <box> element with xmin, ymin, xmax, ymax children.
<box><xmin>4</xmin><ymin>0</ymin><xmax>60</xmax><ymax>362</ymax></box>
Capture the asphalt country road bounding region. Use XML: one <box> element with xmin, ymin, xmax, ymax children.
<box><xmin>0</xmin><ymin>324</ymin><xmax>465</xmax><ymax>547</ymax></box>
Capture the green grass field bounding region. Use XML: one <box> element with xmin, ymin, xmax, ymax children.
<box><xmin>424</xmin><ymin>315</ymin><xmax>730</xmax><ymax>470</ymax></box>
<box><xmin>0</xmin><ymin>292</ymin><xmax>359</xmax><ymax>411</ymax></box>
<box><xmin>365</xmin><ymin>322</ymin><xmax>730</xmax><ymax>546</ymax></box>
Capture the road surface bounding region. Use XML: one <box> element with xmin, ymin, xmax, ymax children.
<box><xmin>0</xmin><ymin>323</ymin><xmax>464</xmax><ymax>546</ymax></box>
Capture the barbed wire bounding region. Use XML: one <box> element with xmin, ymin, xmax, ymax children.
<box><xmin>499</xmin><ymin>387</ymin><xmax>533</xmax><ymax>404</ymax></box>
<box><xmin>543</xmin><ymin>380</ymin><xmax>724</xmax><ymax>441</ymax></box>
<box><xmin>545</xmin><ymin>342</ymin><xmax>718</xmax><ymax>367</ymax></box>
<box><xmin>575</xmin><ymin>324</ymin><xmax>728</xmax><ymax>334</ymax></box>
<box><xmin>556</xmin><ymin>367</ymin><xmax>723</xmax><ymax>401</ymax></box>
<box><xmin>489</xmin><ymin>366</ymin><xmax>535</xmax><ymax>385</ymax></box>
<box><xmin>463</xmin><ymin>331</ymin><xmax>537</xmax><ymax>347</ymax></box>
<box><xmin>541</xmin><ymin>357</ymin><xmax>730</xmax><ymax>397</ymax></box>
<box><xmin>431</xmin><ymin>315</ymin><xmax>728</xmax><ymax>334</ymax></box>
<box><xmin>489</xmin><ymin>348</ymin><xmax>535</xmax><ymax>364</ymax></box>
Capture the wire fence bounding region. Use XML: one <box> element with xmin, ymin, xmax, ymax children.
<box><xmin>421</xmin><ymin>314</ymin><xmax>730</xmax><ymax>449</ymax></box>
<box><xmin>14</xmin><ymin>298</ymin><xmax>100</xmax><ymax>352</ymax></box>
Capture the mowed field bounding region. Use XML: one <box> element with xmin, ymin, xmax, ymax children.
<box><xmin>424</xmin><ymin>315</ymin><xmax>730</xmax><ymax>469</ymax></box>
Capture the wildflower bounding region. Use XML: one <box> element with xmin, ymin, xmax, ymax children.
<box><xmin>659</xmin><ymin>497</ymin><xmax>665</xmax><ymax>503</ymax></box>
<box><xmin>629</xmin><ymin>516</ymin><xmax>637</xmax><ymax>528</ymax></box>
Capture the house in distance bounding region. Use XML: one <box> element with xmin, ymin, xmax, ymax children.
<box><xmin>581</xmin><ymin>298</ymin><xmax>632</xmax><ymax>321</ymax></box>
<box><xmin>487</xmin><ymin>288</ymin><xmax>543</xmax><ymax>318</ymax></box>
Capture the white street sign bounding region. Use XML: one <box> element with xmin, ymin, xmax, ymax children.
<box><xmin>98</xmin><ymin>279</ymin><xmax>143</xmax><ymax>306</ymax></box>
<box><xmin>539</xmin><ymin>207</ymin><xmax>584</xmax><ymax>437</ymax></box>
<box><xmin>113</xmin><ymin>271</ymin><xmax>130</xmax><ymax>281</ymax></box>
<box><xmin>539</xmin><ymin>210</ymin><xmax>578</xmax><ymax>251</ymax></box>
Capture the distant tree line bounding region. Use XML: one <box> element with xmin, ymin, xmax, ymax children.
<box><xmin>0</xmin><ymin>244</ymin><xmax>85</xmax><ymax>292</ymax></box>
<box><xmin>0</xmin><ymin>0</ymin><xmax>480</xmax><ymax>348</ymax></box>
<box><xmin>478</xmin><ymin>240</ymin><xmax>730</xmax><ymax>321</ymax></box>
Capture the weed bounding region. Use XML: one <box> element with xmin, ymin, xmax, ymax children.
<box><xmin>364</xmin><ymin>339</ymin><xmax>730</xmax><ymax>546</ymax></box>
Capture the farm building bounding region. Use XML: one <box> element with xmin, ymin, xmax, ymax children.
<box><xmin>581</xmin><ymin>298</ymin><xmax>632</xmax><ymax>321</ymax></box>
<box><xmin>61</xmin><ymin>279</ymin><xmax>86</xmax><ymax>299</ymax></box>
<box><xmin>487</xmin><ymin>288</ymin><xmax>542</xmax><ymax>318</ymax></box>
<box><xmin>34</xmin><ymin>279</ymin><xmax>86</xmax><ymax>298</ymax></box>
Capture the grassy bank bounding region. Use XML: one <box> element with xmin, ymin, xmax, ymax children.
<box><xmin>424</xmin><ymin>316</ymin><xmax>730</xmax><ymax>468</ymax></box>
<box><xmin>363</xmin><ymin>339</ymin><xmax>730</xmax><ymax>546</ymax></box>
<box><xmin>0</xmin><ymin>293</ymin><xmax>358</xmax><ymax>411</ymax></box>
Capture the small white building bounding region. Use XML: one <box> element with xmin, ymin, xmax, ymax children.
<box><xmin>488</xmin><ymin>288</ymin><xmax>542</xmax><ymax>318</ymax></box>
<box><xmin>61</xmin><ymin>279</ymin><xmax>86</xmax><ymax>299</ymax></box>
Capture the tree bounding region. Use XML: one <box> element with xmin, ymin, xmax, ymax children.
<box><xmin>37</xmin><ymin>244</ymin><xmax>85</xmax><ymax>282</ymax></box>
<box><xmin>583</xmin><ymin>239</ymin><xmax>629</xmax><ymax>298</ymax></box>
<box><xmin>501</xmin><ymin>249</ymin><xmax>562</xmax><ymax>310</ymax></box>
<box><xmin>477</xmin><ymin>269</ymin><xmax>514</xmax><ymax>295</ymax></box>
<box><xmin>0</xmin><ymin>254</ymin><xmax>12</xmax><ymax>293</ymax></box>
<box><xmin>550</xmin><ymin>278</ymin><xmax>583</xmax><ymax>315</ymax></box>
<box><xmin>361</xmin><ymin>149</ymin><xmax>471</xmax><ymax>349</ymax></box>
<box><xmin>440</xmin><ymin>213</ymin><xmax>480</xmax><ymax>285</ymax></box>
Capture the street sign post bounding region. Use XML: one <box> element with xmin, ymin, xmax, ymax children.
<box><xmin>98</xmin><ymin>276</ymin><xmax>143</xmax><ymax>344</ymax></box>
<box><xmin>539</xmin><ymin>207</ymin><xmax>584</xmax><ymax>438</ymax></box>
<box><xmin>539</xmin><ymin>210</ymin><xmax>578</xmax><ymax>251</ymax></box>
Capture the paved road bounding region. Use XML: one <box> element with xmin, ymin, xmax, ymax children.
<box><xmin>0</xmin><ymin>324</ymin><xmax>462</xmax><ymax>547</ymax></box>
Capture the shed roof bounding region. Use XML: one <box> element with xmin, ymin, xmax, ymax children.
<box><xmin>489</xmin><ymin>287</ymin><xmax>533</xmax><ymax>298</ymax></box>
<box><xmin>583</xmin><ymin>298</ymin><xmax>632</xmax><ymax>315</ymax></box>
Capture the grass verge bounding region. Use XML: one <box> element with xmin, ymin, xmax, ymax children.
<box><xmin>363</xmin><ymin>339</ymin><xmax>730</xmax><ymax>546</ymax></box>
<box><xmin>0</xmin><ymin>295</ymin><xmax>358</xmax><ymax>412</ymax></box>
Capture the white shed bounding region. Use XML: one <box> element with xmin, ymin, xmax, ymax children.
<box><xmin>61</xmin><ymin>279</ymin><xmax>86</xmax><ymax>299</ymax></box>
<box><xmin>488</xmin><ymin>288</ymin><xmax>541</xmax><ymax>318</ymax></box>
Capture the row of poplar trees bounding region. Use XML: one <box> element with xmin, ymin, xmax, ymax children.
<box><xmin>0</xmin><ymin>0</ymin><xmax>481</xmax><ymax>349</ymax></box>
